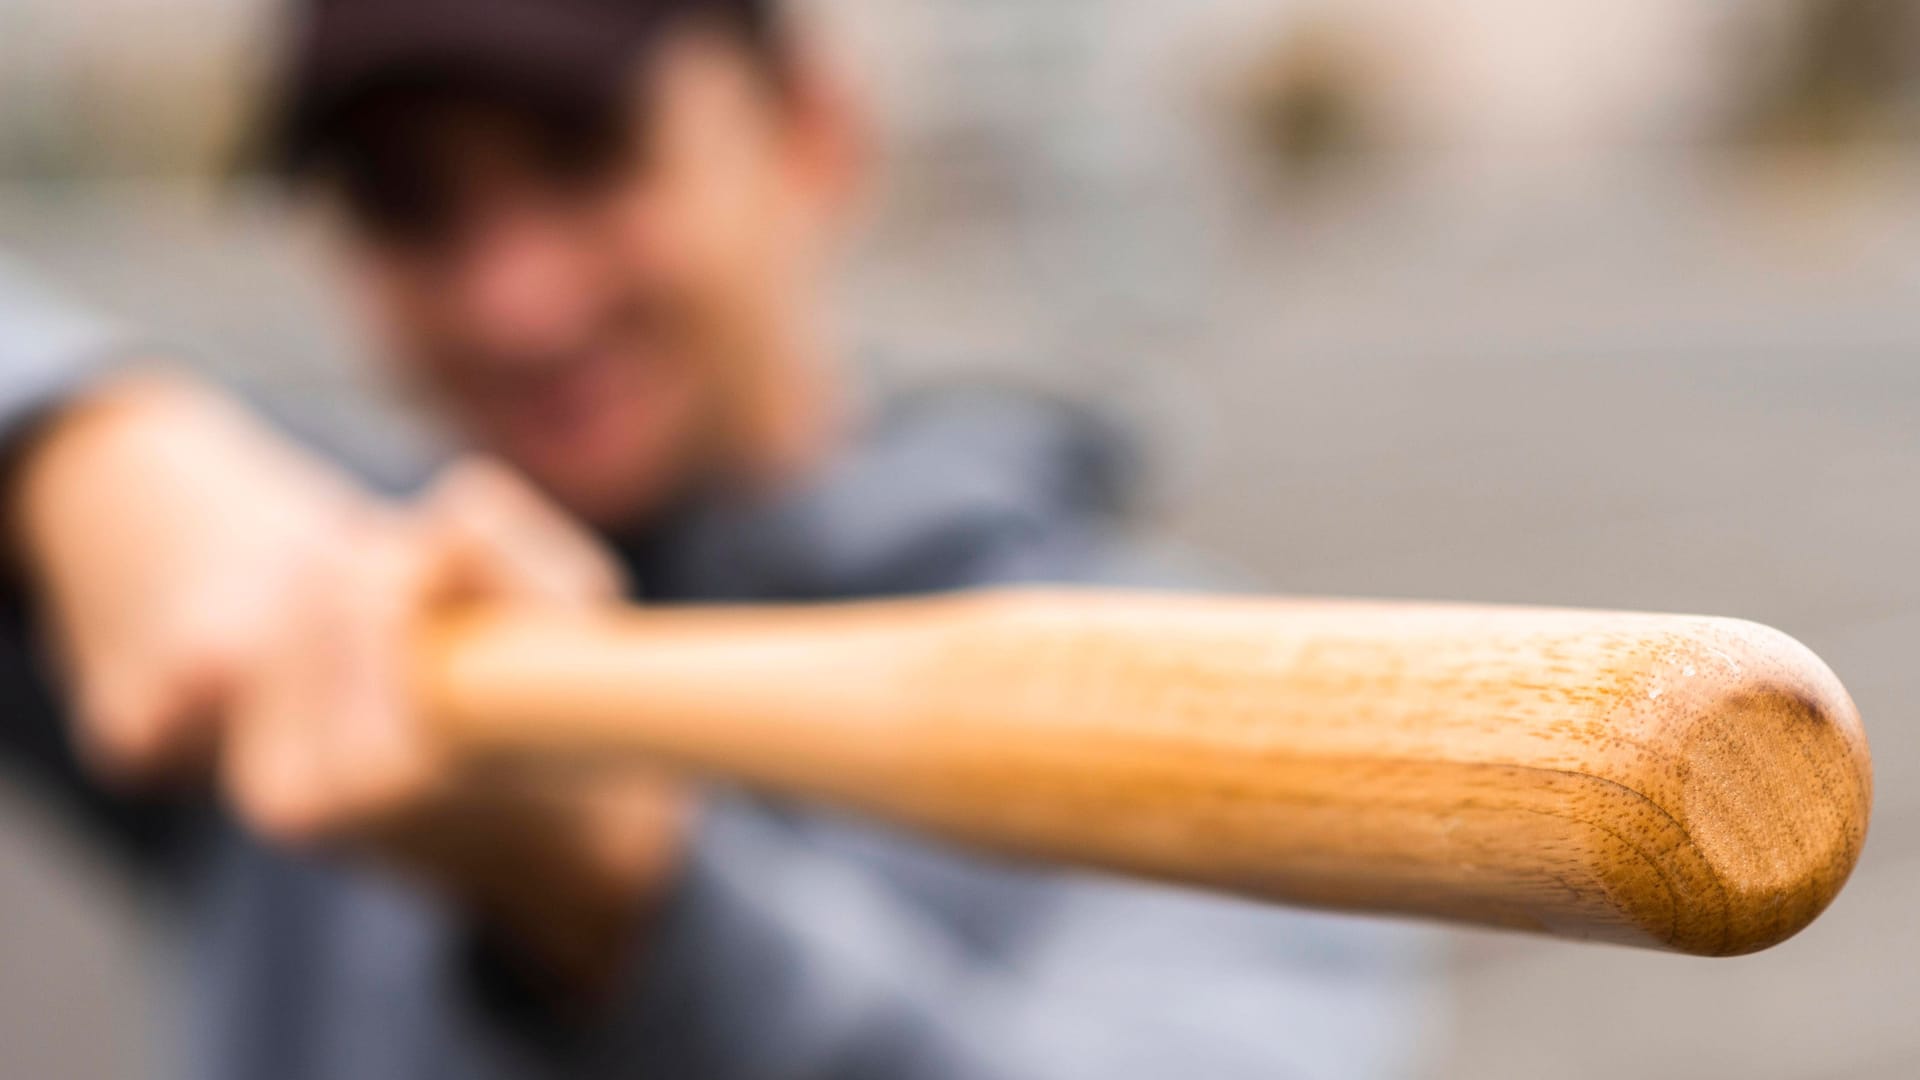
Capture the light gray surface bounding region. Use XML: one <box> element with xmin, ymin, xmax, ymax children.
<box><xmin>0</xmin><ymin>782</ymin><xmax>154</xmax><ymax>1080</ymax></box>
<box><xmin>0</xmin><ymin>164</ymin><xmax>1915</xmax><ymax>1078</ymax></box>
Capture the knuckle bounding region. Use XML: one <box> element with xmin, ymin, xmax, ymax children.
<box><xmin>76</xmin><ymin>704</ymin><xmax>161</xmax><ymax>779</ymax></box>
<box><xmin>432</xmin><ymin>458</ymin><xmax>521</xmax><ymax>521</ymax></box>
<box><xmin>360</xmin><ymin>742</ymin><xmax>442</xmax><ymax>811</ymax></box>
<box><xmin>177</xmin><ymin>625</ymin><xmax>251</xmax><ymax>687</ymax></box>
<box><xmin>224</xmin><ymin>755</ymin><xmax>322</xmax><ymax>845</ymax></box>
<box><xmin>74</xmin><ymin>676</ymin><xmax>191</xmax><ymax>781</ymax></box>
<box><xmin>237</xmin><ymin>784</ymin><xmax>329</xmax><ymax>848</ymax></box>
<box><xmin>227</xmin><ymin>735</ymin><xmax>376</xmax><ymax>849</ymax></box>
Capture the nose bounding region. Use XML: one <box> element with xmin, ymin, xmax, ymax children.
<box><xmin>446</xmin><ymin>209</ymin><xmax>599</xmax><ymax>365</ymax></box>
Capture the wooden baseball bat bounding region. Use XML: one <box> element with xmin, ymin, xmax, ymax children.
<box><xmin>418</xmin><ymin>589</ymin><xmax>1871</xmax><ymax>956</ymax></box>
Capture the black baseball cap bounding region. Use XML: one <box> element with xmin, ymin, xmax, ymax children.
<box><xmin>262</xmin><ymin>0</ymin><xmax>781</xmax><ymax>199</ymax></box>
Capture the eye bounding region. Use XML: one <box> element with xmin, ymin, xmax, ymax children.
<box><xmin>535</xmin><ymin>111</ymin><xmax>639</xmax><ymax>199</ymax></box>
<box><xmin>353</xmin><ymin>182</ymin><xmax>458</xmax><ymax>255</ymax></box>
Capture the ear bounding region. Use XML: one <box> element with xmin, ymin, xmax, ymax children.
<box><xmin>775</xmin><ymin>34</ymin><xmax>873</xmax><ymax>234</ymax></box>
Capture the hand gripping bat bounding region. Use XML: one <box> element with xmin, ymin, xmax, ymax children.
<box><xmin>418</xmin><ymin>589</ymin><xmax>1871</xmax><ymax>956</ymax></box>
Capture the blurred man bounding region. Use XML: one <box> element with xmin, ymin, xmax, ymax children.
<box><xmin>0</xmin><ymin>0</ymin><xmax>1435</xmax><ymax>1076</ymax></box>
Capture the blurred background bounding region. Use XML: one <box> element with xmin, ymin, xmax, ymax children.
<box><xmin>2</xmin><ymin>0</ymin><xmax>1917</xmax><ymax>1076</ymax></box>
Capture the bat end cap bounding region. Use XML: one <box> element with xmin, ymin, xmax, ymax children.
<box><xmin>1647</xmin><ymin>620</ymin><xmax>1872</xmax><ymax>956</ymax></box>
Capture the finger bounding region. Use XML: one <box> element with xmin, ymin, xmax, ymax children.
<box><xmin>424</xmin><ymin>458</ymin><xmax>626</xmax><ymax>608</ymax></box>
<box><xmin>323</xmin><ymin>524</ymin><xmax>448</xmax><ymax>818</ymax></box>
<box><xmin>221</xmin><ymin>572</ymin><xmax>334</xmax><ymax>842</ymax></box>
<box><xmin>65</xmin><ymin>588</ymin><xmax>270</xmax><ymax>786</ymax></box>
<box><xmin>74</xmin><ymin>657</ymin><xmax>226</xmax><ymax>787</ymax></box>
<box><xmin>223</xmin><ymin>524</ymin><xmax>447</xmax><ymax>844</ymax></box>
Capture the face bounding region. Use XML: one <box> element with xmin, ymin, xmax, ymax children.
<box><xmin>336</xmin><ymin>32</ymin><xmax>857</xmax><ymax>526</ymax></box>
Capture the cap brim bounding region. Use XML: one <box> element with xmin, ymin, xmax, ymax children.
<box><xmin>265</xmin><ymin>0</ymin><xmax>668</xmax><ymax>175</ymax></box>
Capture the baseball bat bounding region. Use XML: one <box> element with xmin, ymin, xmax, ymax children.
<box><xmin>418</xmin><ymin>589</ymin><xmax>1872</xmax><ymax>956</ymax></box>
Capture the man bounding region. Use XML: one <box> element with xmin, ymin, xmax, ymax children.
<box><xmin>0</xmin><ymin>0</ymin><xmax>1436</xmax><ymax>1076</ymax></box>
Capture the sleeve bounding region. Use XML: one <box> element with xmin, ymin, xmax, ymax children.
<box><xmin>0</xmin><ymin>258</ymin><xmax>128</xmax><ymax>446</ymax></box>
<box><xmin>0</xmin><ymin>256</ymin><xmax>188</xmax><ymax>874</ymax></box>
<box><xmin>458</xmin><ymin>798</ymin><xmax>1441</xmax><ymax>1080</ymax></box>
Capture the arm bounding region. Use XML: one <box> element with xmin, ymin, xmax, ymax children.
<box><xmin>0</xmin><ymin>263</ymin><xmax>683</xmax><ymax>965</ymax></box>
<box><xmin>0</xmin><ymin>259</ymin><xmax>198</xmax><ymax>865</ymax></box>
<box><xmin>12</xmin><ymin>375</ymin><xmax>371</xmax><ymax>781</ymax></box>
<box><xmin>181</xmin><ymin>383</ymin><xmax>1433</xmax><ymax>1076</ymax></box>
<box><xmin>0</xmin><ymin>259</ymin><xmax>128</xmax><ymax>446</ymax></box>
<box><xmin>0</xmin><ymin>258</ymin><xmax>367</xmax><ymax>783</ymax></box>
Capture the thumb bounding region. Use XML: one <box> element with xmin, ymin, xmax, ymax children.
<box><xmin>425</xmin><ymin>458</ymin><xmax>625</xmax><ymax>609</ymax></box>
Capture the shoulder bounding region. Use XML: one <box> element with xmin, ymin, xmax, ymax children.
<box><xmin>807</xmin><ymin>384</ymin><xmax>1144</xmax><ymax>593</ymax></box>
<box><xmin>666</xmin><ymin>384</ymin><xmax>1143</xmax><ymax>599</ymax></box>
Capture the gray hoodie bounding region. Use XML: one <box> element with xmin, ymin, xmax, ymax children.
<box><xmin>0</xmin><ymin>258</ymin><xmax>1439</xmax><ymax>1080</ymax></box>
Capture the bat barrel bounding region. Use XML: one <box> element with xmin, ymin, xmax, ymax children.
<box><xmin>420</xmin><ymin>589</ymin><xmax>1872</xmax><ymax>956</ymax></box>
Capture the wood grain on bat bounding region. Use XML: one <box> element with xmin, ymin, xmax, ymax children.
<box><xmin>420</xmin><ymin>589</ymin><xmax>1872</xmax><ymax>956</ymax></box>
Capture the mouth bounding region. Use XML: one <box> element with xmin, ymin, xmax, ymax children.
<box><xmin>468</xmin><ymin>342</ymin><xmax>687</xmax><ymax>468</ymax></box>
<box><xmin>493</xmin><ymin>351</ymin><xmax>628</xmax><ymax>435</ymax></box>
